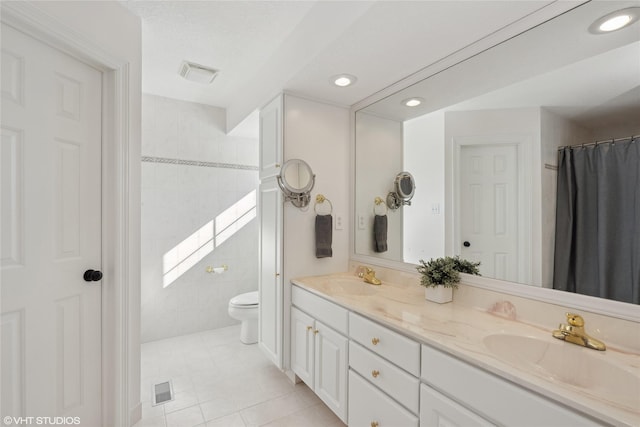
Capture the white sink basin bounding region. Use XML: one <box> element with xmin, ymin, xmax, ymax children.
<box><xmin>320</xmin><ymin>277</ymin><xmax>377</xmax><ymax>296</ymax></box>
<box><xmin>483</xmin><ymin>334</ymin><xmax>640</xmax><ymax>410</ymax></box>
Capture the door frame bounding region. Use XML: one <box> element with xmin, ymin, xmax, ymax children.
<box><xmin>1</xmin><ymin>3</ymin><xmax>135</xmax><ymax>426</ymax></box>
<box><xmin>447</xmin><ymin>134</ymin><xmax>533</xmax><ymax>284</ymax></box>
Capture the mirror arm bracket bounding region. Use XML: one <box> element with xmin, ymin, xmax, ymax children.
<box><xmin>387</xmin><ymin>191</ymin><xmax>412</xmax><ymax>210</ymax></box>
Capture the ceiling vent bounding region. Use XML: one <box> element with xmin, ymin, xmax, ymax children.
<box><xmin>179</xmin><ymin>61</ymin><xmax>219</xmax><ymax>84</ymax></box>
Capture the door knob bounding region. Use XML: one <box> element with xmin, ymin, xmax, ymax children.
<box><xmin>463</xmin><ymin>241</ymin><xmax>471</xmax><ymax>247</ymax></box>
<box><xmin>83</xmin><ymin>269</ymin><xmax>103</xmax><ymax>282</ymax></box>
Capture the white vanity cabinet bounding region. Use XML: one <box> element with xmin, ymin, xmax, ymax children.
<box><xmin>348</xmin><ymin>312</ymin><xmax>420</xmax><ymax>427</ymax></box>
<box><xmin>291</xmin><ymin>286</ymin><xmax>348</xmax><ymax>423</ymax></box>
<box><xmin>420</xmin><ymin>345</ymin><xmax>601</xmax><ymax>427</ymax></box>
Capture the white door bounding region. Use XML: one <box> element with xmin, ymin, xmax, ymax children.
<box><xmin>259</xmin><ymin>95</ymin><xmax>283</xmax><ymax>180</ymax></box>
<box><xmin>258</xmin><ymin>178</ymin><xmax>282</xmax><ymax>368</ymax></box>
<box><xmin>459</xmin><ymin>144</ymin><xmax>519</xmax><ymax>282</ymax></box>
<box><xmin>1</xmin><ymin>24</ymin><xmax>102</xmax><ymax>424</ymax></box>
<box><xmin>314</xmin><ymin>321</ymin><xmax>348</xmax><ymax>422</ymax></box>
<box><xmin>290</xmin><ymin>307</ymin><xmax>314</xmax><ymax>388</ymax></box>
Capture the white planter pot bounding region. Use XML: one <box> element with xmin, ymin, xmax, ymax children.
<box><xmin>424</xmin><ymin>286</ymin><xmax>453</xmax><ymax>304</ymax></box>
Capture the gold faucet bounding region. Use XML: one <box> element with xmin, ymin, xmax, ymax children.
<box><xmin>359</xmin><ymin>267</ymin><xmax>382</xmax><ymax>286</ymax></box>
<box><xmin>552</xmin><ymin>313</ymin><xmax>606</xmax><ymax>351</ymax></box>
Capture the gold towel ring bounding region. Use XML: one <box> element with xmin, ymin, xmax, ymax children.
<box><xmin>373</xmin><ymin>197</ymin><xmax>388</xmax><ymax>215</ymax></box>
<box><xmin>314</xmin><ymin>194</ymin><xmax>333</xmax><ymax>215</ymax></box>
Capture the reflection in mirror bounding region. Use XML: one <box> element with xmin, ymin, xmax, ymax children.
<box><xmin>387</xmin><ymin>172</ymin><xmax>416</xmax><ymax>210</ymax></box>
<box><xmin>277</xmin><ymin>159</ymin><xmax>315</xmax><ymax>208</ymax></box>
<box><xmin>354</xmin><ymin>1</ymin><xmax>640</xmax><ymax>303</ymax></box>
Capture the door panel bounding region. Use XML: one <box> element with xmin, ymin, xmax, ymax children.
<box><xmin>1</xmin><ymin>24</ymin><xmax>102</xmax><ymax>424</ymax></box>
<box><xmin>314</xmin><ymin>321</ymin><xmax>347</xmax><ymax>422</ymax></box>
<box><xmin>258</xmin><ymin>178</ymin><xmax>283</xmax><ymax>367</ymax></box>
<box><xmin>460</xmin><ymin>145</ymin><xmax>518</xmax><ymax>282</ymax></box>
<box><xmin>290</xmin><ymin>307</ymin><xmax>314</xmax><ymax>388</ymax></box>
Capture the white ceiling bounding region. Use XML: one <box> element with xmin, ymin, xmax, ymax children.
<box><xmin>120</xmin><ymin>0</ymin><xmax>555</xmax><ymax>131</ymax></box>
<box><xmin>361</xmin><ymin>0</ymin><xmax>640</xmax><ymax>131</ymax></box>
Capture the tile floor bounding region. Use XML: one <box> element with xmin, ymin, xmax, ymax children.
<box><xmin>135</xmin><ymin>325</ymin><xmax>346</xmax><ymax>427</ymax></box>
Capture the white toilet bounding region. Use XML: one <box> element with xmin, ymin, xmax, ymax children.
<box><xmin>228</xmin><ymin>291</ymin><xmax>259</xmax><ymax>344</ymax></box>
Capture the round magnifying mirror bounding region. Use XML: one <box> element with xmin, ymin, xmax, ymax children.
<box><xmin>280</xmin><ymin>159</ymin><xmax>314</xmax><ymax>193</ymax></box>
<box><xmin>395</xmin><ymin>172</ymin><xmax>415</xmax><ymax>200</ymax></box>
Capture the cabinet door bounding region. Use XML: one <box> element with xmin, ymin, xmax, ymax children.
<box><xmin>420</xmin><ymin>384</ymin><xmax>494</xmax><ymax>427</ymax></box>
<box><xmin>290</xmin><ymin>307</ymin><xmax>315</xmax><ymax>388</ymax></box>
<box><xmin>259</xmin><ymin>94</ymin><xmax>283</xmax><ymax>179</ymax></box>
<box><xmin>258</xmin><ymin>178</ymin><xmax>283</xmax><ymax>368</ymax></box>
<box><xmin>314</xmin><ymin>321</ymin><xmax>348</xmax><ymax>423</ymax></box>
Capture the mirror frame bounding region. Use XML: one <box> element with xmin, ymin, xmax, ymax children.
<box><xmin>349</xmin><ymin>1</ymin><xmax>640</xmax><ymax>322</ymax></box>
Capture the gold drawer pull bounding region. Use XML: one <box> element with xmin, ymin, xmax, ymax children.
<box><xmin>306</xmin><ymin>326</ymin><xmax>313</xmax><ymax>331</ymax></box>
<box><xmin>371</xmin><ymin>422</ymin><xmax>379</xmax><ymax>427</ymax></box>
<box><xmin>371</xmin><ymin>370</ymin><xmax>380</xmax><ymax>378</ymax></box>
<box><xmin>371</xmin><ymin>337</ymin><xmax>380</xmax><ymax>345</ymax></box>
<box><xmin>314</xmin><ymin>329</ymin><xmax>319</xmax><ymax>335</ymax></box>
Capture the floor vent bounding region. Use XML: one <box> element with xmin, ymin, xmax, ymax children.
<box><xmin>152</xmin><ymin>380</ymin><xmax>174</xmax><ymax>406</ymax></box>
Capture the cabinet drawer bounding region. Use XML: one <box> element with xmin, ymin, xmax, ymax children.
<box><xmin>349</xmin><ymin>341</ymin><xmax>420</xmax><ymax>414</ymax></box>
<box><xmin>349</xmin><ymin>370</ymin><xmax>418</xmax><ymax>427</ymax></box>
<box><xmin>420</xmin><ymin>383</ymin><xmax>494</xmax><ymax>427</ymax></box>
<box><xmin>292</xmin><ymin>285</ymin><xmax>348</xmax><ymax>335</ymax></box>
<box><xmin>421</xmin><ymin>345</ymin><xmax>601</xmax><ymax>426</ymax></box>
<box><xmin>349</xmin><ymin>312</ymin><xmax>420</xmax><ymax>376</ymax></box>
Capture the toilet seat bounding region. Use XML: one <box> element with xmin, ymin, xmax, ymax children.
<box><xmin>229</xmin><ymin>291</ymin><xmax>258</xmax><ymax>307</ymax></box>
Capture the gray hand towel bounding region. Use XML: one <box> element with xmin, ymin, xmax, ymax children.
<box><xmin>315</xmin><ymin>215</ymin><xmax>333</xmax><ymax>258</ymax></box>
<box><xmin>374</xmin><ymin>214</ymin><xmax>388</xmax><ymax>252</ymax></box>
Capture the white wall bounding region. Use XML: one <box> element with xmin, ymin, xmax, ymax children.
<box><xmin>283</xmin><ymin>94</ymin><xmax>350</xmax><ymax>278</ymax></box>
<box><xmin>140</xmin><ymin>95</ymin><xmax>259</xmax><ymax>343</ymax></box>
<box><xmin>27</xmin><ymin>2</ymin><xmax>142</xmax><ymax>424</ymax></box>
<box><xmin>403</xmin><ymin>111</ymin><xmax>445</xmax><ymax>263</ymax></box>
<box><xmin>354</xmin><ymin>112</ymin><xmax>403</xmax><ymax>260</ymax></box>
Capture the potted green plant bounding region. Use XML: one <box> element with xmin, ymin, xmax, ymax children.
<box><xmin>416</xmin><ymin>256</ymin><xmax>480</xmax><ymax>303</ymax></box>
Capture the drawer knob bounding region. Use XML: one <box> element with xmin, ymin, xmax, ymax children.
<box><xmin>371</xmin><ymin>422</ymin><xmax>379</xmax><ymax>427</ymax></box>
<box><xmin>314</xmin><ymin>329</ymin><xmax>319</xmax><ymax>335</ymax></box>
<box><xmin>371</xmin><ymin>370</ymin><xmax>380</xmax><ymax>378</ymax></box>
<box><xmin>306</xmin><ymin>326</ymin><xmax>313</xmax><ymax>331</ymax></box>
<box><xmin>371</xmin><ymin>337</ymin><xmax>380</xmax><ymax>345</ymax></box>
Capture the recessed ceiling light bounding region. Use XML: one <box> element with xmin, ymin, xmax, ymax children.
<box><xmin>331</xmin><ymin>74</ymin><xmax>357</xmax><ymax>87</ymax></box>
<box><xmin>589</xmin><ymin>8</ymin><xmax>639</xmax><ymax>34</ymax></box>
<box><xmin>402</xmin><ymin>97</ymin><xmax>424</xmax><ymax>107</ymax></box>
<box><xmin>179</xmin><ymin>61</ymin><xmax>219</xmax><ymax>84</ymax></box>
<box><xmin>600</xmin><ymin>14</ymin><xmax>632</xmax><ymax>31</ymax></box>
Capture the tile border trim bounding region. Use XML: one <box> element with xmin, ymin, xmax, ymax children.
<box><xmin>141</xmin><ymin>155</ymin><xmax>258</xmax><ymax>171</ymax></box>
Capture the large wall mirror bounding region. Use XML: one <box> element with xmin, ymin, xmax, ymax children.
<box><xmin>354</xmin><ymin>1</ymin><xmax>640</xmax><ymax>308</ymax></box>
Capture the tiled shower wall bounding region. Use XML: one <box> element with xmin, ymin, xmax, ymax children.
<box><xmin>141</xmin><ymin>94</ymin><xmax>259</xmax><ymax>343</ymax></box>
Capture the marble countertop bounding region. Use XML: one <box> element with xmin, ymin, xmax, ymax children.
<box><xmin>291</xmin><ymin>273</ymin><xmax>640</xmax><ymax>427</ymax></box>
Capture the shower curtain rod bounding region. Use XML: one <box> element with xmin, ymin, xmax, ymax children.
<box><xmin>557</xmin><ymin>134</ymin><xmax>639</xmax><ymax>150</ymax></box>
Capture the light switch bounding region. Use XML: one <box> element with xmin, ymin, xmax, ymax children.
<box><xmin>431</xmin><ymin>204</ymin><xmax>441</xmax><ymax>215</ymax></box>
<box><xmin>358</xmin><ymin>215</ymin><xmax>366</xmax><ymax>230</ymax></box>
<box><xmin>335</xmin><ymin>215</ymin><xmax>344</xmax><ymax>230</ymax></box>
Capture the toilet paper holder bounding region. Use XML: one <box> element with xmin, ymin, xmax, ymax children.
<box><xmin>206</xmin><ymin>265</ymin><xmax>228</xmax><ymax>274</ymax></box>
